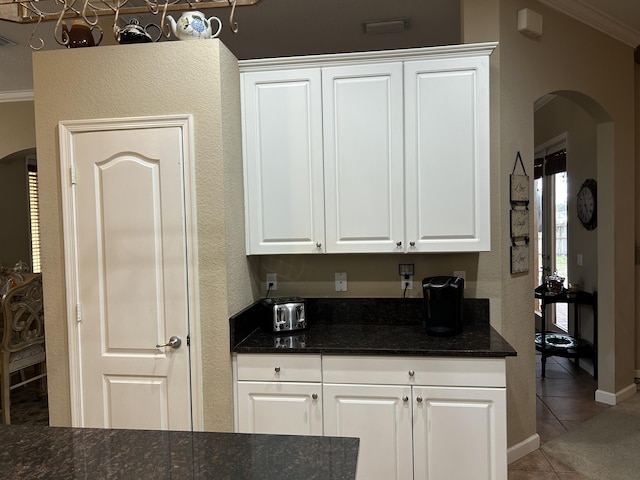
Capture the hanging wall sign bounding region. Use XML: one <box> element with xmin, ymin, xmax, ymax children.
<box><xmin>510</xmin><ymin>243</ymin><xmax>529</xmax><ymax>274</ymax></box>
<box><xmin>510</xmin><ymin>151</ymin><xmax>530</xmax><ymax>203</ymax></box>
<box><xmin>509</xmin><ymin>151</ymin><xmax>530</xmax><ymax>274</ymax></box>
<box><xmin>510</xmin><ymin>209</ymin><xmax>530</xmax><ymax>238</ymax></box>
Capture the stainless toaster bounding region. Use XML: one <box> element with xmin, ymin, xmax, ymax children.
<box><xmin>269</xmin><ymin>297</ymin><xmax>306</xmax><ymax>332</ymax></box>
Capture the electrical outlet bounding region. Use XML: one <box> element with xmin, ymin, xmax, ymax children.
<box><xmin>401</xmin><ymin>279</ymin><xmax>413</xmax><ymax>290</ymax></box>
<box><xmin>266</xmin><ymin>273</ymin><xmax>277</xmax><ymax>291</ymax></box>
<box><xmin>335</xmin><ymin>272</ymin><xmax>347</xmax><ymax>292</ymax></box>
<box><xmin>453</xmin><ymin>270</ymin><xmax>466</xmax><ymax>288</ymax></box>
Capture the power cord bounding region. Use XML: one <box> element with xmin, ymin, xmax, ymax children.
<box><xmin>266</xmin><ymin>282</ymin><xmax>274</xmax><ymax>298</ymax></box>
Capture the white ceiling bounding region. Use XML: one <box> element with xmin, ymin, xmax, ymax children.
<box><xmin>0</xmin><ymin>0</ymin><xmax>639</xmax><ymax>93</ymax></box>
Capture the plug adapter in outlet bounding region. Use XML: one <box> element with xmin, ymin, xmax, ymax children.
<box><xmin>266</xmin><ymin>273</ymin><xmax>277</xmax><ymax>291</ymax></box>
<box><xmin>401</xmin><ymin>279</ymin><xmax>413</xmax><ymax>289</ymax></box>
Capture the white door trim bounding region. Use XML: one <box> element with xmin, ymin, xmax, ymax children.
<box><xmin>58</xmin><ymin>114</ymin><xmax>203</xmax><ymax>430</ymax></box>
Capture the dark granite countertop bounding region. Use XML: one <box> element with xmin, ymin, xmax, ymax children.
<box><xmin>230</xmin><ymin>298</ymin><xmax>516</xmax><ymax>357</ymax></box>
<box><xmin>0</xmin><ymin>425</ymin><xmax>358</xmax><ymax>479</ymax></box>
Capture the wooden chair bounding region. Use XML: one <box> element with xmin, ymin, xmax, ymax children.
<box><xmin>0</xmin><ymin>274</ymin><xmax>46</xmax><ymax>424</ymax></box>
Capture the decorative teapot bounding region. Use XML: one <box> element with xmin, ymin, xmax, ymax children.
<box><xmin>165</xmin><ymin>11</ymin><xmax>222</xmax><ymax>40</ymax></box>
<box><xmin>115</xmin><ymin>18</ymin><xmax>162</xmax><ymax>44</ymax></box>
<box><xmin>56</xmin><ymin>18</ymin><xmax>103</xmax><ymax>48</ymax></box>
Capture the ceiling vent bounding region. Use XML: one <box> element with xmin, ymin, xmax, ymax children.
<box><xmin>362</xmin><ymin>18</ymin><xmax>410</xmax><ymax>35</ymax></box>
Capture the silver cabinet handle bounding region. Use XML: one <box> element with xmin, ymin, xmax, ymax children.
<box><xmin>409</xmin><ymin>241</ymin><xmax>416</xmax><ymax>247</ymax></box>
<box><xmin>416</xmin><ymin>396</ymin><xmax>423</xmax><ymax>403</ymax></box>
<box><xmin>274</xmin><ymin>367</ymin><xmax>281</xmax><ymax>373</ymax></box>
<box><xmin>408</xmin><ymin>370</ymin><xmax>415</xmax><ymax>377</ymax></box>
<box><xmin>156</xmin><ymin>336</ymin><xmax>181</xmax><ymax>349</ymax></box>
<box><xmin>402</xmin><ymin>395</ymin><xmax>409</xmax><ymax>402</ymax></box>
<box><xmin>312</xmin><ymin>393</ymin><xmax>318</xmax><ymax>400</ymax></box>
<box><xmin>396</xmin><ymin>241</ymin><xmax>402</xmax><ymax>247</ymax></box>
<box><xmin>316</xmin><ymin>242</ymin><xmax>322</xmax><ymax>248</ymax></box>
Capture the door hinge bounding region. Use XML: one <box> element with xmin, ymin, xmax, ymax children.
<box><xmin>76</xmin><ymin>303</ymin><xmax>82</xmax><ymax>322</ymax></box>
<box><xmin>70</xmin><ymin>166</ymin><xmax>77</xmax><ymax>185</ymax></box>
<box><xmin>187</xmin><ymin>334</ymin><xmax>191</xmax><ymax>346</ymax></box>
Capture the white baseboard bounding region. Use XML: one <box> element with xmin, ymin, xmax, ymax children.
<box><xmin>595</xmin><ymin>383</ymin><xmax>637</xmax><ymax>405</ymax></box>
<box><xmin>507</xmin><ymin>433</ymin><xmax>540</xmax><ymax>464</ymax></box>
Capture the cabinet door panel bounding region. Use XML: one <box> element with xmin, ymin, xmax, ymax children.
<box><xmin>413</xmin><ymin>386</ymin><xmax>507</xmax><ymax>480</ymax></box>
<box><xmin>242</xmin><ymin>69</ymin><xmax>325</xmax><ymax>254</ymax></box>
<box><xmin>323</xmin><ymin>63</ymin><xmax>404</xmax><ymax>253</ymax></box>
<box><xmin>323</xmin><ymin>383</ymin><xmax>413</xmax><ymax>480</ymax></box>
<box><xmin>405</xmin><ymin>56</ymin><xmax>490</xmax><ymax>252</ymax></box>
<box><xmin>237</xmin><ymin>381</ymin><xmax>323</xmax><ymax>435</ymax></box>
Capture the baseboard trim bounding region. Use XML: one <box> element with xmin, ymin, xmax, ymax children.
<box><xmin>507</xmin><ymin>433</ymin><xmax>540</xmax><ymax>464</ymax></box>
<box><xmin>595</xmin><ymin>383</ymin><xmax>637</xmax><ymax>405</ymax></box>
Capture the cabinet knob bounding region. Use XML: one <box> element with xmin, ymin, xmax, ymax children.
<box><xmin>416</xmin><ymin>396</ymin><xmax>423</xmax><ymax>403</ymax></box>
<box><xmin>312</xmin><ymin>393</ymin><xmax>318</xmax><ymax>400</ymax></box>
<box><xmin>409</xmin><ymin>241</ymin><xmax>416</xmax><ymax>247</ymax></box>
<box><xmin>408</xmin><ymin>370</ymin><xmax>415</xmax><ymax>377</ymax></box>
<box><xmin>396</xmin><ymin>241</ymin><xmax>402</xmax><ymax>247</ymax></box>
<box><xmin>316</xmin><ymin>242</ymin><xmax>322</xmax><ymax>249</ymax></box>
<box><xmin>274</xmin><ymin>367</ymin><xmax>281</xmax><ymax>373</ymax></box>
<box><xmin>402</xmin><ymin>395</ymin><xmax>409</xmax><ymax>402</ymax></box>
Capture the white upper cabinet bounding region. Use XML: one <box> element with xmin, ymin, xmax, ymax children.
<box><xmin>240</xmin><ymin>43</ymin><xmax>496</xmax><ymax>254</ymax></box>
<box><xmin>241</xmin><ymin>69</ymin><xmax>325</xmax><ymax>254</ymax></box>
<box><xmin>404</xmin><ymin>56</ymin><xmax>491</xmax><ymax>252</ymax></box>
<box><xmin>322</xmin><ymin>63</ymin><xmax>405</xmax><ymax>253</ymax></box>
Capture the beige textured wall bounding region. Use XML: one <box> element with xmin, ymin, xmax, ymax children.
<box><xmin>33</xmin><ymin>40</ymin><xmax>255</xmax><ymax>430</ymax></box>
<box><xmin>501</xmin><ymin>0</ymin><xmax>635</xmax><ymax>403</ymax></box>
<box><xmin>0</xmin><ymin>101</ymin><xmax>35</xmax><ymax>159</ymax></box>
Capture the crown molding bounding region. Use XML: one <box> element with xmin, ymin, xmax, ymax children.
<box><xmin>0</xmin><ymin>90</ymin><xmax>34</xmax><ymax>102</ymax></box>
<box><xmin>537</xmin><ymin>0</ymin><xmax>640</xmax><ymax>47</ymax></box>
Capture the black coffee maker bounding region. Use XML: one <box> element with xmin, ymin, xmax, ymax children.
<box><xmin>422</xmin><ymin>276</ymin><xmax>464</xmax><ymax>337</ymax></box>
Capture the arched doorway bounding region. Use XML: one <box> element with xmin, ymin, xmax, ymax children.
<box><xmin>534</xmin><ymin>90</ymin><xmax>634</xmax><ymax>405</ymax></box>
<box><xmin>0</xmin><ymin>147</ymin><xmax>39</xmax><ymax>271</ymax></box>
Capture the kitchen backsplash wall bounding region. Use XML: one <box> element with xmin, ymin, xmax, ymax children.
<box><xmin>257</xmin><ymin>253</ymin><xmax>484</xmax><ymax>299</ymax></box>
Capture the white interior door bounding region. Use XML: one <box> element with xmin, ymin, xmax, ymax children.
<box><xmin>59</xmin><ymin>116</ymin><xmax>199</xmax><ymax>430</ymax></box>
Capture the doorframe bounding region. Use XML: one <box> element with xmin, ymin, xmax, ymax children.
<box><xmin>58</xmin><ymin>114</ymin><xmax>203</xmax><ymax>429</ymax></box>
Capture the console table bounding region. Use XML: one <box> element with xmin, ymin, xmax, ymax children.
<box><xmin>534</xmin><ymin>285</ymin><xmax>597</xmax><ymax>379</ymax></box>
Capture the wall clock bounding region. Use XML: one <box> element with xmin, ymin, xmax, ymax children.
<box><xmin>576</xmin><ymin>178</ymin><xmax>597</xmax><ymax>230</ymax></box>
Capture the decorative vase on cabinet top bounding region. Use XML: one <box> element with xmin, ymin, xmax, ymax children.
<box><xmin>115</xmin><ymin>18</ymin><xmax>162</xmax><ymax>44</ymax></box>
<box><xmin>57</xmin><ymin>18</ymin><xmax>103</xmax><ymax>48</ymax></box>
<box><xmin>166</xmin><ymin>11</ymin><xmax>222</xmax><ymax>40</ymax></box>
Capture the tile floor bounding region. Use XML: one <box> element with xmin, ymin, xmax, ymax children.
<box><xmin>508</xmin><ymin>354</ymin><xmax>610</xmax><ymax>479</ymax></box>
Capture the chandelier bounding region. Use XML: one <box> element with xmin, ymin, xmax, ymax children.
<box><xmin>0</xmin><ymin>0</ymin><xmax>261</xmax><ymax>49</ymax></box>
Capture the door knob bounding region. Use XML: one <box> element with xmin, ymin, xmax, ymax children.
<box><xmin>156</xmin><ymin>336</ymin><xmax>182</xmax><ymax>349</ymax></box>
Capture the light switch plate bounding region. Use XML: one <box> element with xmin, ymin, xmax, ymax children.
<box><xmin>335</xmin><ymin>272</ymin><xmax>347</xmax><ymax>291</ymax></box>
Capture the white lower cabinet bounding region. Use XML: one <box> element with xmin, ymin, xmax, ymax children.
<box><xmin>236</xmin><ymin>381</ymin><xmax>323</xmax><ymax>435</ymax></box>
<box><xmin>235</xmin><ymin>354</ymin><xmax>507</xmax><ymax>479</ymax></box>
<box><xmin>323</xmin><ymin>384</ymin><xmax>413</xmax><ymax>480</ymax></box>
<box><xmin>412</xmin><ymin>386</ymin><xmax>507</xmax><ymax>480</ymax></box>
<box><xmin>236</xmin><ymin>354</ymin><xmax>323</xmax><ymax>435</ymax></box>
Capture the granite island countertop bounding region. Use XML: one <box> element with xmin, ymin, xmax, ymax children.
<box><xmin>0</xmin><ymin>425</ymin><xmax>358</xmax><ymax>479</ymax></box>
<box><xmin>230</xmin><ymin>298</ymin><xmax>517</xmax><ymax>357</ymax></box>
